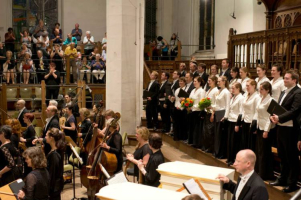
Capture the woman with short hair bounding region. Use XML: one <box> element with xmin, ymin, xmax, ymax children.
<box><xmin>18</xmin><ymin>147</ymin><xmax>50</xmax><ymax>200</ymax></box>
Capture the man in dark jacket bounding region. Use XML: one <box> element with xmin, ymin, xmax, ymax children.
<box><xmin>216</xmin><ymin>149</ymin><xmax>269</xmax><ymax>200</ymax></box>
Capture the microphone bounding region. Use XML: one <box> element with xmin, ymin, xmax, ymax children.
<box><xmin>230</xmin><ymin>12</ymin><xmax>236</xmax><ymax>19</ymax></box>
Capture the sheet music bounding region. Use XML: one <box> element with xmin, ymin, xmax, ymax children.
<box><xmin>106</xmin><ymin>171</ymin><xmax>128</xmax><ymax>185</ymax></box>
<box><xmin>69</xmin><ymin>144</ymin><xmax>83</xmax><ymax>165</ymax></box>
<box><xmin>183</xmin><ymin>179</ymin><xmax>208</xmax><ymax>200</ymax></box>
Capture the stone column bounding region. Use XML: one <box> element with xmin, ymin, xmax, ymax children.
<box><xmin>106</xmin><ymin>0</ymin><xmax>145</xmax><ymax>135</ymax></box>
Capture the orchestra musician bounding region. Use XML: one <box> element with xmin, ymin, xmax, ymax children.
<box><xmin>16</xmin><ymin>99</ymin><xmax>28</xmax><ymax>127</ymax></box>
<box><xmin>100</xmin><ymin>116</ymin><xmax>123</xmax><ymax>173</ymax></box>
<box><xmin>93</xmin><ymin>101</ymin><xmax>105</xmax><ymax>130</ymax></box>
<box><xmin>20</xmin><ymin>113</ymin><xmax>36</xmax><ymax>148</ymax></box>
<box><xmin>78</xmin><ymin>108</ymin><xmax>92</xmax><ymax>164</ymax></box>
<box><xmin>5</xmin><ymin>119</ymin><xmax>21</xmax><ymax>149</ymax></box>
<box><xmin>0</xmin><ymin>125</ymin><xmax>20</xmax><ymax>187</ymax></box>
<box><xmin>64</xmin><ymin>93</ymin><xmax>80</xmax><ymax>119</ymax></box>
<box><xmin>45</xmin><ymin>128</ymin><xmax>66</xmax><ymax>200</ymax></box>
<box><xmin>18</xmin><ymin>147</ymin><xmax>50</xmax><ymax>200</ymax></box>
<box><xmin>97</xmin><ymin>109</ymin><xmax>120</xmax><ymax>137</ymax></box>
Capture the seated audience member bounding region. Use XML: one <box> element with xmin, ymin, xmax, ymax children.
<box><xmin>64</xmin><ymin>42</ymin><xmax>78</xmax><ymax>83</ymax></box>
<box><xmin>71</xmin><ymin>23</ymin><xmax>82</xmax><ymax>41</ymax></box>
<box><xmin>182</xmin><ymin>194</ymin><xmax>204</xmax><ymax>200</ymax></box>
<box><xmin>34</xmin><ymin>50</ymin><xmax>49</xmax><ymax>83</ymax></box>
<box><xmin>53</xmin><ymin>22</ymin><xmax>62</xmax><ymax>35</ymax></box>
<box><xmin>5</xmin><ymin>27</ymin><xmax>16</xmax><ymax>52</ymax></box>
<box><xmin>126</xmin><ymin>127</ymin><xmax>151</xmax><ymax>181</ymax></box>
<box><xmin>18</xmin><ymin>43</ymin><xmax>32</xmax><ymax>59</ymax></box>
<box><xmin>216</xmin><ymin>149</ymin><xmax>269</xmax><ymax>200</ymax></box>
<box><xmin>20</xmin><ymin>52</ymin><xmax>33</xmax><ymax>84</ymax></box>
<box><xmin>83</xmin><ymin>31</ymin><xmax>95</xmax><ymax>55</ymax></box>
<box><xmin>79</xmin><ymin>56</ymin><xmax>91</xmax><ymax>83</ymax></box>
<box><xmin>63</xmin><ymin>34</ymin><xmax>77</xmax><ymax>47</ymax></box>
<box><xmin>18</xmin><ymin>147</ymin><xmax>50</xmax><ymax>200</ymax></box>
<box><xmin>50</xmin><ymin>28</ymin><xmax>63</xmax><ymax>44</ymax></box>
<box><xmin>91</xmin><ymin>54</ymin><xmax>105</xmax><ymax>83</ymax></box>
<box><xmin>3</xmin><ymin>50</ymin><xmax>15</xmax><ymax>84</ymax></box>
<box><xmin>0</xmin><ymin>42</ymin><xmax>6</xmax><ymax>69</ymax></box>
<box><xmin>20</xmin><ymin>30</ymin><xmax>32</xmax><ymax>49</ymax></box>
<box><xmin>157</xmin><ymin>36</ymin><xmax>169</xmax><ymax>60</ymax></box>
<box><xmin>89</xmin><ymin>47</ymin><xmax>99</xmax><ymax>61</ymax></box>
<box><xmin>138</xmin><ymin>133</ymin><xmax>164</xmax><ymax>187</ymax></box>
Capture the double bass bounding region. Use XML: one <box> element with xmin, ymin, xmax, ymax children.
<box><xmin>81</xmin><ymin>113</ymin><xmax>120</xmax><ymax>199</ymax></box>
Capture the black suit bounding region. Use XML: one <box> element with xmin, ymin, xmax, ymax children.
<box><xmin>146</xmin><ymin>81</ymin><xmax>160</xmax><ymax>128</ymax></box>
<box><xmin>223</xmin><ymin>172</ymin><xmax>269</xmax><ymax>200</ymax></box>
<box><xmin>171</xmin><ymin>80</ymin><xmax>179</xmax><ymax>95</ymax></box>
<box><xmin>192</xmin><ymin>71</ymin><xmax>198</xmax><ymax>78</ymax></box>
<box><xmin>180</xmin><ymin>70</ymin><xmax>186</xmax><ymax>78</ymax></box>
<box><xmin>276</xmin><ymin>85</ymin><xmax>301</xmax><ymax>185</ymax></box>
<box><xmin>43</xmin><ymin>115</ymin><xmax>60</xmax><ymax>155</ymax></box>
<box><xmin>220</xmin><ymin>68</ymin><xmax>231</xmax><ymax>81</ymax></box>
<box><xmin>200</xmin><ymin>72</ymin><xmax>208</xmax><ymax>86</ymax></box>
<box><xmin>18</xmin><ymin>108</ymin><xmax>28</xmax><ymax>127</ymax></box>
<box><xmin>158</xmin><ymin>81</ymin><xmax>172</xmax><ymax>132</ymax></box>
<box><xmin>185</xmin><ymin>82</ymin><xmax>195</xmax><ymax>95</ymax></box>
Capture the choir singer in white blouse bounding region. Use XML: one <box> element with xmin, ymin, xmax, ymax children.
<box><xmin>255</xmin><ymin>65</ymin><xmax>270</xmax><ymax>90</ymax></box>
<box><xmin>226</xmin><ymin>82</ymin><xmax>244</xmax><ymax>166</ymax></box>
<box><xmin>239</xmin><ymin>67</ymin><xmax>251</xmax><ymax>94</ymax></box>
<box><xmin>212</xmin><ymin>76</ymin><xmax>231</xmax><ymax>159</ymax></box>
<box><xmin>252</xmin><ymin>81</ymin><xmax>274</xmax><ymax>180</ymax></box>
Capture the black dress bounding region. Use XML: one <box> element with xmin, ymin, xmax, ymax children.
<box><xmin>0</xmin><ymin>143</ymin><xmax>18</xmax><ymax>187</ymax></box>
<box><xmin>22</xmin><ymin>168</ymin><xmax>50</xmax><ymax>200</ymax></box>
<box><xmin>45</xmin><ymin>70</ymin><xmax>60</xmax><ymax>101</ymax></box>
<box><xmin>6</xmin><ymin>58</ymin><xmax>15</xmax><ymax>70</ymax></box>
<box><xmin>47</xmin><ymin>150</ymin><xmax>64</xmax><ymax>200</ymax></box>
<box><xmin>81</xmin><ymin>118</ymin><xmax>93</xmax><ymax>147</ymax></box>
<box><xmin>52</xmin><ymin>52</ymin><xmax>63</xmax><ymax>73</ymax></box>
<box><xmin>11</xmin><ymin>133</ymin><xmax>19</xmax><ymax>149</ymax></box>
<box><xmin>133</xmin><ymin>144</ymin><xmax>152</xmax><ymax>178</ymax></box>
<box><xmin>106</xmin><ymin>130</ymin><xmax>123</xmax><ymax>173</ymax></box>
<box><xmin>64</xmin><ymin>115</ymin><xmax>77</xmax><ymax>158</ymax></box>
<box><xmin>93</xmin><ymin>114</ymin><xmax>105</xmax><ymax>130</ymax></box>
<box><xmin>144</xmin><ymin>149</ymin><xmax>164</xmax><ymax>187</ymax></box>
<box><xmin>23</xmin><ymin>125</ymin><xmax>36</xmax><ymax>148</ymax></box>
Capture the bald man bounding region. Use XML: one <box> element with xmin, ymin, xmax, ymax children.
<box><xmin>16</xmin><ymin>99</ymin><xmax>28</xmax><ymax>127</ymax></box>
<box><xmin>216</xmin><ymin>150</ymin><xmax>268</xmax><ymax>200</ymax></box>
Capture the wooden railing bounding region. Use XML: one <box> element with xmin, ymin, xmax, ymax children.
<box><xmin>227</xmin><ymin>25</ymin><xmax>301</xmax><ymax>71</ymax></box>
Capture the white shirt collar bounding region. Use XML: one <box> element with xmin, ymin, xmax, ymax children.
<box><xmin>240</xmin><ymin>170</ymin><xmax>254</xmax><ymax>181</ymax></box>
<box><xmin>285</xmin><ymin>85</ymin><xmax>295</xmax><ymax>94</ymax></box>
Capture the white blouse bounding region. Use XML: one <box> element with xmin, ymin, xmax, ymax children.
<box><xmin>173</xmin><ymin>87</ymin><xmax>185</xmax><ymax>110</ymax></box>
<box><xmin>213</xmin><ymin>88</ymin><xmax>231</xmax><ymax>118</ymax></box>
<box><xmin>229</xmin><ymin>78</ymin><xmax>242</xmax><ymax>94</ymax></box>
<box><xmin>189</xmin><ymin>87</ymin><xmax>206</xmax><ymax>112</ymax></box>
<box><xmin>227</xmin><ymin>93</ymin><xmax>244</xmax><ymax>122</ymax></box>
<box><xmin>271</xmin><ymin>77</ymin><xmax>285</xmax><ymax>102</ymax></box>
<box><xmin>205</xmin><ymin>87</ymin><xmax>219</xmax><ymax>113</ymax></box>
<box><xmin>241</xmin><ymin>77</ymin><xmax>250</xmax><ymax>93</ymax></box>
<box><xmin>255</xmin><ymin>76</ymin><xmax>270</xmax><ymax>90</ymax></box>
<box><xmin>253</xmin><ymin>94</ymin><xmax>273</xmax><ymax>132</ymax></box>
<box><xmin>241</xmin><ymin>92</ymin><xmax>261</xmax><ymax>123</ymax></box>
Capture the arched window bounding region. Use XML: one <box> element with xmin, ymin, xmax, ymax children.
<box><xmin>199</xmin><ymin>0</ymin><xmax>215</xmax><ymax>50</ymax></box>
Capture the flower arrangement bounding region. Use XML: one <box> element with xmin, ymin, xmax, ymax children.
<box><xmin>198</xmin><ymin>97</ymin><xmax>212</xmax><ymax>111</ymax></box>
<box><xmin>181</xmin><ymin>98</ymin><xmax>194</xmax><ymax>109</ymax></box>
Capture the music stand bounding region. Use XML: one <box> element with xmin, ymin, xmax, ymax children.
<box><xmin>67</xmin><ymin>138</ymin><xmax>83</xmax><ymax>200</ymax></box>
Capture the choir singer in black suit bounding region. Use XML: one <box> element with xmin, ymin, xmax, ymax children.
<box><xmin>219</xmin><ymin>59</ymin><xmax>231</xmax><ymax>81</ymax></box>
<box><xmin>158</xmin><ymin>72</ymin><xmax>172</xmax><ymax>133</ymax></box>
<box><xmin>184</xmin><ymin>72</ymin><xmax>195</xmax><ymax>95</ymax></box>
<box><xmin>179</xmin><ymin>63</ymin><xmax>186</xmax><ymax>77</ymax></box>
<box><xmin>190</xmin><ymin>61</ymin><xmax>199</xmax><ymax>78</ymax></box>
<box><xmin>145</xmin><ymin>71</ymin><xmax>160</xmax><ymax>130</ymax></box>
<box><xmin>216</xmin><ymin>149</ymin><xmax>269</xmax><ymax>200</ymax></box>
<box><xmin>197</xmin><ymin>63</ymin><xmax>208</xmax><ymax>84</ymax></box>
<box><xmin>169</xmin><ymin>71</ymin><xmax>180</xmax><ymax>134</ymax></box>
<box><xmin>16</xmin><ymin>99</ymin><xmax>28</xmax><ymax>127</ymax></box>
<box><xmin>270</xmin><ymin>70</ymin><xmax>301</xmax><ymax>193</ymax></box>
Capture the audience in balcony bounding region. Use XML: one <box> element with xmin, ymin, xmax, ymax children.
<box><xmin>33</xmin><ymin>19</ymin><xmax>48</xmax><ymax>38</ymax></box>
<box><xmin>20</xmin><ymin>30</ymin><xmax>32</xmax><ymax>49</ymax></box>
<box><xmin>5</xmin><ymin>27</ymin><xmax>16</xmax><ymax>52</ymax></box>
<box><xmin>71</xmin><ymin>23</ymin><xmax>82</xmax><ymax>41</ymax></box>
<box><xmin>63</xmin><ymin>33</ymin><xmax>78</xmax><ymax>47</ymax></box>
<box><xmin>91</xmin><ymin>54</ymin><xmax>105</xmax><ymax>83</ymax></box>
<box><xmin>44</xmin><ymin>62</ymin><xmax>61</xmax><ymax>103</ymax></box>
<box><xmin>50</xmin><ymin>28</ymin><xmax>63</xmax><ymax>44</ymax></box>
<box><xmin>101</xmin><ymin>32</ymin><xmax>107</xmax><ymax>48</ymax></box>
<box><xmin>50</xmin><ymin>44</ymin><xmax>64</xmax><ymax>83</ymax></box>
<box><xmin>83</xmin><ymin>31</ymin><xmax>95</xmax><ymax>55</ymax></box>
<box><xmin>169</xmin><ymin>33</ymin><xmax>178</xmax><ymax>60</ymax></box>
<box><xmin>89</xmin><ymin>47</ymin><xmax>99</xmax><ymax>61</ymax></box>
<box><xmin>64</xmin><ymin>42</ymin><xmax>78</xmax><ymax>83</ymax></box>
<box><xmin>79</xmin><ymin>56</ymin><xmax>91</xmax><ymax>84</ymax></box>
<box><xmin>4</xmin><ymin>50</ymin><xmax>15</xmax><ymax>84</ymax></box>
<box><xmin>35</xmin><ymin>50</ymin><xmax>49</xmax><ymax>84</ymax></box>
<box><xmin>21</xmin><ymin>52</ymin><xmax>33</xmax><ymax>84</ymax></box>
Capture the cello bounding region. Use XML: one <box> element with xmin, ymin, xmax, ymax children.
<box><xmin>81</xmin><ymin>113</ymin><xmax>120</xmax><ymax>199</ymax></box>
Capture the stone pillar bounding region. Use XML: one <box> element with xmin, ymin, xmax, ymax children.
<box><xmin>106</xmin><ymin>0</ymin><xmax>145</xmax><ymax>135</ymax></box>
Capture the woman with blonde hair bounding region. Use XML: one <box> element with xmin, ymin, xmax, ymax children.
<box><xmin>18</xmin><ymin>147</ymin><xmax>50</xmax><ymax>200</ymax></box>
<box><xmin>5</xmin><ymin>118</ymin><xmax>21</xmax><ymax>148</ymax></box>
<box><xmin>255</xmin><ymin>64</ymin><xmax>270</xmax><ymax>90</ymax></box>
<box><xmin>126</xmin><ymin>126</ymin><xmax>151</xmax><ymax>181</ymax></box>
<box><xmin>239</xmin><ymin>67</ymin><xmax>251</xmax><ymax>93</ymax></box>
<box><xmin>4</xmin><ymin>50</ymin><xmax>15</xmax><ymax>84</ymax></box>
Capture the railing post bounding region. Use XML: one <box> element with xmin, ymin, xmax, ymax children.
<box><xmin>41</xmin><ymin>81</ymin><xmax>47</xmax><ymax>125</ymax></box>
<box><xmin>176</xmin><ymin>41</ymin><xmax>182</xmax><ymax>61</ymax></box>
<box><xmin>82</xmin><ymin>81</ymin><xmax>86</xmax><ymax>108</ymax></box>
<box><xmin>65</xmin><ymin>56</ymin><xmax>70</xmax><ymax>85</ymax></box>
